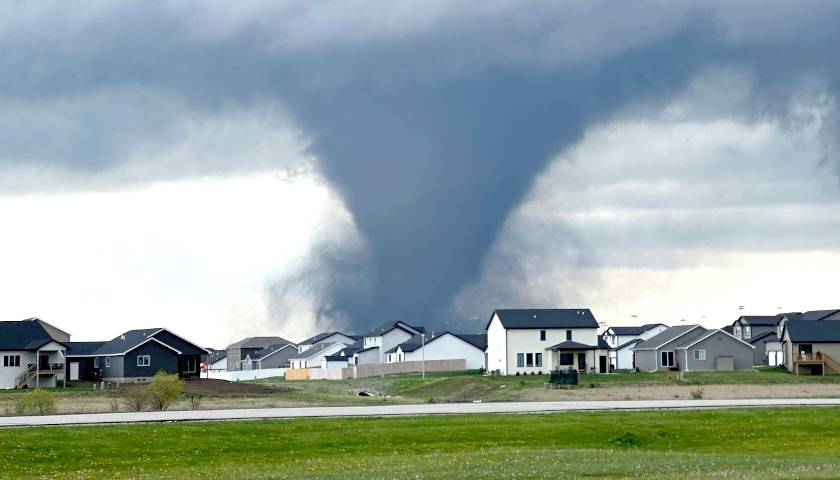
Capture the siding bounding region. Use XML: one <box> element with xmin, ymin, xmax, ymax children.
<box><xmin>505</xmin><ymin>326</ymin><xmax>597</xmax><ymax>375</ymax></box>
<box><xmin>680</xmin><ymin>331</ymin><xmax>754</xmax><ymax>371</ymax></box>
<box><xmin>257</xmin><ymin>347</ymin><xmax>297</xmax><ymax>369</ymax></box>
<box><xmin>120</xmin><ymin>341</ymin><xmax>179</xmax><ymax>379</ymax></box>
<box><xmin>402</xmin><ymin>334</ymin><xmax>485</xmax><ymax>370</ymax></box>
<box><xmin>486</xmin><ymin>314</ymin><xmax>507</xmax><ymax>374</ymax></box>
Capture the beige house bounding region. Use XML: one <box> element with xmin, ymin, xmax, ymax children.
<box><xmin>779</xmin><ymin>309</ymin><xmax>840</xmax><ymax>375</ymax></box>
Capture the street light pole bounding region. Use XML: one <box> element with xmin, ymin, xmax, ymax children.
<box><xmin>421</xmin><ymin>333</ymin><xmax>426</xmax><ymax>379</ymax></box>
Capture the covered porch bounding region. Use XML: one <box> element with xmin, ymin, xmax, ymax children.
<box><xmin>547</xmin><ymin>341</ymin><xmax>609</xmax><ymax>374</ymax></box>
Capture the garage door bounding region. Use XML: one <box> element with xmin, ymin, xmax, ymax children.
<box><xmin>715</xmin><ymin>356</ymin><xmax>734</xmax><ymax>371</ymax></box>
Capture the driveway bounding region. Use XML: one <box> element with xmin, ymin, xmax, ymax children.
<box><xmin>3</xmin><ymin>398</ymin><xmax>840</xmax><ymax>427</ymax></box>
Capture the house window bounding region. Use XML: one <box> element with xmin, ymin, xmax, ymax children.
<box><xmin>535</xmin><ymin>353</ymin><xmax>543</xmax><ymax>367</ymax></box>
<box><xmin>184</xmin><ymin>356</ymin><xmax>197</xmax><ymax>373</ymax></box>
<box><xmin>566</xmin><ymin>330</ymin><xmax>572</xmax><ymax>341</ymax></box>
<box><xmin>693</xmin><ymin>349</ymin><xmax>706</xmax><ymax>361</ymax></box>
<box><xmin>3</xmin><ymin>355</ymin><xmax>20</xmax><ymax>367</ymax></box>
<box><xmin>137</xmin><ymin>355</ymin><xmax>151</xmax><ymax>367</ymax></box>
<box><xmin>526</xmin><ymin>353</ymin><xmax>534</xmax><ymax>367</ymax></box>
<box><xmin>540</xmin><ymin>330</ymin><xmax>546</xmax><ymax>341</ymax></box>
<box><xmin>516</xmin><ymin>353</ymin><xmax>524</xmax><ymax>368</ymax></box>
<box><xmin>661</xmin><ymin>351</ymin><xmax>675</xmax><ymax>368</ymax></box>
<box><xmin>743</xmin><ymin>326</ymin><xmax>751</xmax><ymax>339</ymax></box>
<box><xmin>105</xmin><ymin>357</ymin><xmax>111</xmax><ymax>368</ymax></box>
<box><xmin>94</xmin><ymin>357</ymin><xmax>99</xmax><ymax>368</ymax></box>
<box><xmin>733</xmin><ymin>325</ymin><xmax>741</xmax><ymax>337</ymax></box>
<box><xmin>559</xmin><ymin>353</ymin><xmax>574</xmax><ymax>365</ymax></box>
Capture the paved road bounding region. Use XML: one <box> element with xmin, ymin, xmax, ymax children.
<box><xmin>2</xmin><ymin>398</ymin><xmax>839</xmax><ymax>427</ymax></box>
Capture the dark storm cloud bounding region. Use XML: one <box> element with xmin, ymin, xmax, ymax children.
<box><xmin>2</xmin><ymin>1</ymin><xmax>840</xmax><ymax>331</ymax></box>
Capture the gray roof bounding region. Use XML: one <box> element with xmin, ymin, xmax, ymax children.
<box><xmin>228</xmin><ymin>336</ymin><xmax>295</xmax><ymax>349</ymax></box>
<box><xmin>547</xmin><ymin>340</ymin><xmax>597</xmax><ymax>350</ymax></box>
<box><xmin>785</xmin><ymin>320</ymin><xmax>840</xmax><ymax>342</ymax></box>
<box><xmin>387</xmin><ymin>332</ymin><xmax>488</xmax><ymax>354</ymax></box>
<box><xmin>0</xmin><ymin>319</ymin><xmax>66</xmax><ymax>351</ymax></box>
<box><xmin>252</xmin><ymin>343</ymin><xmax>295</xmax><ymax>360</ymax></box>
<box><xmin>748</xmin><ymin>331</ymin><xmax>778</xmax><ymax>344</ymax></box>
<box><xmin>787</xmin><ymin>310</ymin><xmax>840</xmax><ymax>322</ymax></box>
<box><xmin>299</xmin><ymin>331</ymin><xmax>357</xmax><ymax>345</ymax></box>
<box><xmin>92</xmin><ymin>328</ymin><xmax>165</xmax><ymax>355</ymax></box>
<box><xmin>206</xmin><ymin>349</ymin><xmax>227</xmax><ymax>363</ymax></box>
<box><xmin>616</xmin><ymin>338</ymin><xmax>643</xmax><ymax>350</ymax></box>
<box><xmin>363</xmin><ymin>321</ymin><xmax>424</xmax><ymax>338</ymax></box>
<box><xmin>324</xmin><ymin>355</ymin><xmax>349</xmax><ymax>361</ymax></box>
<box><xmin>68</xmin><ymin>341</ymin><xmax>107</xmax><ymax>356</ymax></box>
<box><xmin>490</xmin><ymin>309</ymin><xmax>598</xmax><ymax>330</ymax></box>
<box><xmin>608</xmin><ymin>324</ymin><xmax>666</xmax><ymax>336</ymax></box>
<box><xmin>736</xmin><ymin>315</ymin><xmax>780</xmax><ymax>326</ymax></box>
<box><xmin>633</xmin><ymin>325</ymin><xmax>703</xmax><ymax>350</ymax></box>
<box><xmin>293</xmin><ymin>342</ymin><xmax>340</xmax><ymax>359</ymax></box>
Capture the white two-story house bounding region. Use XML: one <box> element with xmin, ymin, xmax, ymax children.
<box><xmin>359</xmin><ymin>321</ymin><xmax>424</xmax><ymax>364</ymax></box>
<box><xmin>486</xmin><ymin>309</ymin><xmax>608</xmax><ymax>375</ymax></box>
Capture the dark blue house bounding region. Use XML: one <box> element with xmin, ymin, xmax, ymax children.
<box><xmin>68</xmin><ymin>328</ymin><xmax>210</xmax><ymax>383</ymax></box>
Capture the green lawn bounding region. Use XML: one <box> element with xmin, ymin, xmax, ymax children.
<box><xmin>2</xmin><ymin>407</ymin><xmax>839</xmax><ymax>479</ymax></box>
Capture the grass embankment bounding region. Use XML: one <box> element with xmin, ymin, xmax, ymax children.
<box><xmin>2</xmin><ymin>407</ymin><xmax>839</xmax><ymax>479</ymax></box>
<box><xmin>2</xmin><ymin>368</ymin><xmax>839</xmax><ymax>415</ymax></box>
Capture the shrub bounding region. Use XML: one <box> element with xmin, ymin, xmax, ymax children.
<box><xmin>146</xmin><ymin>371</ymin><xmax>183</xmax><ymax>411</ymax></box>
<box><xmin>186</xmin><ymin>393</ymin><xmax>203</xmax><ymax>410</ymax></box>
<box><xmin>106</xmin><ymin>389</ymin><xmax>121</xmax><ymax>412</ymax></box>
<box><xmin>15</xmin><ymin>389</ymin><xmax>57</xmax><ymax>415</ymax></box>
<box><xmin>123</xmin><ymin>389</ymin><xmax>146</xmax><ymax>412</ymax></box>
<box><xmin>690</xmin><ymin>385</ymin><xmax>704</xmax><ymax>400</ymax></box>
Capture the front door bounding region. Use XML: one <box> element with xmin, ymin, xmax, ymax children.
<box><xmin>38</xmin><ymin>354</ymin><xmax>49</xmax><ymax>370</ymax></box>
<box><xmin>577</xmin><ymin>353</ymin><xmax>586</xmax><ymax>372</ymax></box>
<box><xmin>599</xmin><ymin>355</ymin><xmax>607</xmax><ymax>373</ymax></box>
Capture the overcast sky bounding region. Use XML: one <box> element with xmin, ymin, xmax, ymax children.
<box><xmin>2</xmin><ymin>1</ymin><xmax>840</xmax><ymax>347</ymax></box>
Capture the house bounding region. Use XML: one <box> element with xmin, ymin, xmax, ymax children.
<box><xmin>361</xmin><ymin>321</ymin><xmax>425</xmax><ymax>363</ymax></box>
<box><xmin>67</xmin><ymin>341</ymin><xmax>107</xmax><ymax>380</ymax></box>
<box><xmin>1</xmin><ymin>318</ymin><xmax>70</xmax><ymax>389</ymax></box>
<box><xmin>779</xmin><ymin>309</ymin><xmax>840</xmax><ymax>375</ymax></box>
<box><xmin>67</xmin><ymin>328</ymin><xmax>210</xmax><ymax>383</ymax></box>
<box><xmin>246</xmin><ymin>343</ymin><xmax>298</xmax><ymax>370</ymax></box>
<box><xmin>632</xmin><ymin>325</ymin><xmax>754</xmax><ymax>372</ymax></box>
<box><xmin>486</xmin><ymin>308</ymin><xmax>609</xmax><ymax>375</ymax></box>
<box><xmin>603</xmin><ymin>323</ymin><xmax>669</xmax><ymax>370</ymax></box>
<box><xmin>728</xmin><ymin>315</ymin><xmax>784</xmax><ymax>366</ymax></box>
<box><xmin>321</xmin><ymin>354</ymin><xmax>352</xmax><ymax>369</ymax></box>
<box><xmin>297</xmin><ymin>332</ymin><xmax>358</xmax><ymax>353</ymax></box>
<box><xmin>203</xmin><ymin>349</ymin><xmax>228</xmax><ymax>372</ymax></box>
<box><xmin>386</xmin><ymin>332</ymin><xmax>487</xmax><ymax>370</ymax></box>
<box><xmin>289</xmin><ymin>342</ymin><xmax>348</xmax><ymax>369</ymax></box>
<box><xmin>226</xmin><ymin>336</ymin><xmax>296</xmax><ymax>371</ymax></box>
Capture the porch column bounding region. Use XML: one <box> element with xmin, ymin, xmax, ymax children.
<box><xmin>35</xmin><ymin>349</ymin><xmax>40</xmax><ymax>388</ymax></box>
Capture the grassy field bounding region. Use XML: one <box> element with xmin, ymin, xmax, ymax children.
<box><xmin>3</xmin><ymin>368</ymin><xmax>840</xmax><ymax>416</ymax></box>
<box><xmin>1</xmin><ymin>407</ymin><xmax>839</xmax><ymax>479</ymax></box>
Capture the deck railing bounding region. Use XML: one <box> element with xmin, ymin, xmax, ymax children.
<box><xmin>795</xmin><ymin>352</ymin><xmax>824</xmax><ymax>362</ymax></box>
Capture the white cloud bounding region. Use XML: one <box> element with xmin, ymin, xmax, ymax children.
<box><xmin>0</xmin><ymin>170</ymin><xmax>367</xmax><ymax>347</ymax></box>
<box><xmin>452</xmin><ymin>69</ymin><xmax>840</xmax><ymax>327</ymax></box>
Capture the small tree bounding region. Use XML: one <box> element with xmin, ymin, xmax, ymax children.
<box><xmin>145</xmin><ymin>371</ymin><xmax>183</xmax><ymax>411</ymax></box>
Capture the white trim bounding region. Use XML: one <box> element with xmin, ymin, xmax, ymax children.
<box><xmin>89</xmin><ymin>336</ymin><xmax>184</xmax><ymax>357</ymax></box>
<box><xmin>633</xmin><ymin>325</ymin><xmax>704</xmax><ymax>351</ymax></box>
<box><xmin>155</xmin><ymin>328</ymin><xmax>213</xmax><ymax>355</ymax></box>
<box><xmin>137</xmin><ymin>355</ymin><xmax>151</xmax><ymax>367</ymax></box>
<box><xmin>676</xmin><ymin>329</ymin><xmax>756</xmax><ymax>350</ymax></box>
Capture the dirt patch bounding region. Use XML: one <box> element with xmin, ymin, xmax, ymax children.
<box><xmin>514</xmin><ymin>383</ymin><xmax>840</xmax><ymax>401</ymax></box>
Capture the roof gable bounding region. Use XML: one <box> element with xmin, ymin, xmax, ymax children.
<box><xmin>0</xmin><ymin>319</ymin><xmax>64</xmax><ymax>351</ymax></box>
<box><xmin>489</xmin><ymin>309</ymin><xmax>598</xmax><ymax>330</ymax></box>
<box><xmin>228</xmin><ymin>336</ymin><xmax>296</xmax><ymax>349</ymax></box>
<box><xmin>633</xmin><ymin>325</ymin><xmax>704</xmax><ymax>350</ymax></box>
